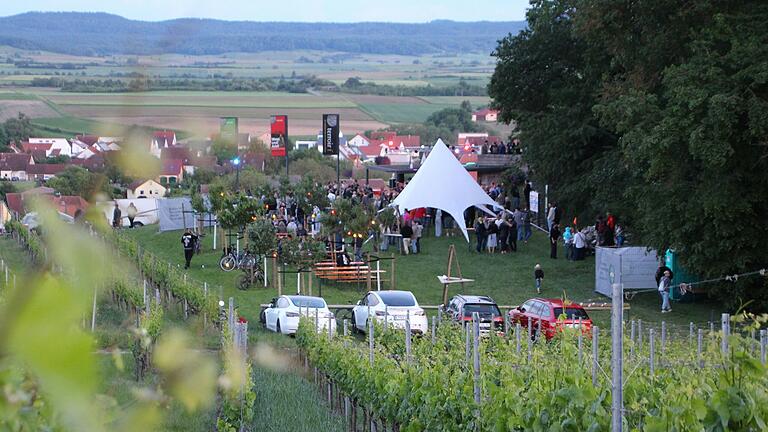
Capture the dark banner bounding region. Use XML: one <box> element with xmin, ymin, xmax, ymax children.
<box><xmin>270</xmin><ymin>115</ymin><xmax>288</xmax><ymax>157</ymax></box>
<box><xmin>322</xmin><ymin>114</ymin><xmax>339</xmax><ymax>155</ymax></box>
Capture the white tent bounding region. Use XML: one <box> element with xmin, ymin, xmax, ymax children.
<box><xmin>390</xmin><ymin>139</ymin><xmax>502</xmax><ymax>241</ymax></box>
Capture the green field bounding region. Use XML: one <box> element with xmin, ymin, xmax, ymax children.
<box><xmin>359</xmin><ymin>103</ymin><xmax>458</xmax><ymax>123</ymax></box>
<box><xmin>123</xmin><ymin>226</ymin><xmax>720</xmax><ymax>330</ymax></box>
<box><xmin>0</xmin><ymin>92</ymin><xmax>37</xmax><ymax>100</ymax></box>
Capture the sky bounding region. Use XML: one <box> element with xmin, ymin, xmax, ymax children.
<box><xmin>0</xmin><ymin>0</ymin><xmax>530</xmax><ymax>22</ymax></box>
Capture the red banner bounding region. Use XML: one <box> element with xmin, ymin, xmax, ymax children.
<box><xmin>270</xmin><ymin>115</ymin><xmax>287</xmax><ymax>157</ymax></box>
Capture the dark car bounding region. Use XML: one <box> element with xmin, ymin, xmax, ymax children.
<box><xmin>441</xmin><ymin>294</ymin><xmax>503</xmax><ymax>334</ymax></box>
<box><xmin>508</xmin><ymin>298</ymin><xmax>592</xmax><ymax>340</ymax></box>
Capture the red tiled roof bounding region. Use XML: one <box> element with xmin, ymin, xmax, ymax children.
<box><xmin>458</xmin><ymin>136</ymin><xmax>503</xmax><ymax>147</ymax></box>
<box><xmin>472</xmin><ymin>108</ymin><xmax>498</xmax><ymax>117</ymax></box>
<box><xmin>154</xmin><ymin>131</ymin><xmax>176</xmax><ymax>139</ymax></box>
<box><xmin>5</xmin><ymin>193</ymin><xmax>25</xmax><ymax>215</ymax></box>
<box><xmin>189</xmin><ymin>155</ymin><xmax>217</xmax><ymax>168</ymax></box>
<box><xmin>370</xmin><ymin>135</ymin><xmax>420</xmax><ymax>148</ymax></box>
<box><xmin>21</xmin><ymin>142</ymin><xmax>52</xmax><ymax>153</ymax></box>
<box><xmin>75</xmin><ymin>135</ymin><xmax>99</xmax><ymax>146</ymax></box>
<box><xmin>26</xmin><ymin>164</ymin><xmax>67</xmax><ymax>175</ymax></box>
<box><xmin>160</xmin><ymin>146</ymin><xmax>191</xmax><ymax>162</ymax></box>
<box><xmin>43</xmin><ymin>195</ymin><xmax>89</xmax><ymax>219</ymax></box>
<box><xmin>0</xmin><ymin>153</ymin><xmax>33</xmax><ymax>171</ymax></box>
<box><xmin>160</xmin><ymin>159</ymin><xmax>183</xmax><ymax>176</ymax></box>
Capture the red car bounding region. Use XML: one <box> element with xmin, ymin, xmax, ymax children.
<box><xmin>508</xmin><ymin>298</ymin><xmax>592</xmax><ymax>340</ymax></box>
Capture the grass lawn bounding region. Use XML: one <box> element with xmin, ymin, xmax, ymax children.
<box><xmin>123</xmin><ymin>225</ymin><xmax>721</xmax><ymax>331</ymax></box>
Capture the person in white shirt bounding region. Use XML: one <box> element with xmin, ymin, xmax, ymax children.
<box><xmin>573</xmin><ymin>229</ymin><xmax>587</xmax><ymax>261</ymax></box>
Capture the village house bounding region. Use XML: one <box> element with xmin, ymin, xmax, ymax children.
<box><xmin>348</xmin><ymin>134</ymin><xmax>371</xmax><ymax>147</ymax></box>
<box><xmin>471</xmin><ymin>108</ymin><xmax>499</xmax><ymax>122</ymax></box>
<box><xmin>150</xmin><ymin>131</ymin><xmax>177</xmax><ymax>158</ymax></box>
<box><xmin>23</xmin><ymin>138</ymin><xmax>73</xmax><ymax>157</ymax></box>
<box><xmin>26</xmin><ymin>164</ymin><xmax>67</xmax><ymax>181</ymax></box>
<box><xmin>158</xmin><ymin>159</ymin><xmax>184</xmax><ymax>186</ymax></box>
<box><xmin>127</xmin><ymin>179</ymin><xmax>167</xmax><ymax>199</ymax></box>
<box><xmin>0</xmin><ymin>153</ymin><xmax>34</xmax><ymax>180</ymax></box>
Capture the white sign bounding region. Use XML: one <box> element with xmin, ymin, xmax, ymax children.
<box><xmin>529</xmin><ymin>191</ymin><xmax>539</xmax><ymax>213</ymax></box>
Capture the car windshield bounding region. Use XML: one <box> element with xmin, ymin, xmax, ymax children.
<box><xmin>553</xmin><ymin>307</ymin><xmax>589</xmax><ymax>320</ymax></box>
<box><xmin>463</xmin><ymin>303</ymin><xmax>501</xmax><ymax>318</ymax></box>
<box><xmin>378</xmin><ymin>291</ymin><xmax>416</xmax><ymax>307</ymax></box>
<box><xmin>289</xmin><ymin>296</ymin><xmax>326</xmax><ymax>308</ymax></box>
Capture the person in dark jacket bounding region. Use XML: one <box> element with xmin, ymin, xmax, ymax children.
<box><xmin>474</xmin><ymin>216</ymin><xmax>487</xmax><ymax>253</ymax></box>
<box><xmin>181</xmin><ymin>229</ymin><xmax>198</xmax><ymax>269</ymax></box>
<box><xmin>112</xmin><ymin>203</ymin><xmax>122</xmax><ymax>228</ymax></box>
<box><xmin>549</xmin><ymin>223</ymin><xmax>561</xmax><ymax>259</ymax></box>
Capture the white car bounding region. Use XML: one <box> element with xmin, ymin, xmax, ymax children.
<box><xmin>262</xmin><ymin>295</ymin><xmax>336</xmax><ymax>336</ymax></box>
<box><xmin>351</xmin><ymin>290</ymin><xmax>428</xmax><ymax>334</ymax></box>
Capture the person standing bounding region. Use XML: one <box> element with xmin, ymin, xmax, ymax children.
<box><xmin>474</xmin><ymin>216</ymin><xmax>487</xmax><ymax>253</ymax></box>
<box><xmin>563</xmin><ymin>226</ymin><xmax>574</xmax><ymax>261</ymax></box>
<box><xmin>181</xmin><ymin>229</ymin><xmax>198</xmax><ymax>269</ymax></box>
<box><xmin>523</xmin><ymin>182</ymin><xmax>532</xmax><ymax>208</ymax></box>
<box><xmin>412</xmin><ymin>220</ymin><xmax>423</xmax><ymax>254</ymax></box>
<box><xmin>546</xmin><ymin>203</ymin><xmax>556</xmax><ymax>233</ymax></box>
<box><xmin>549</xmin><ymin>223</ymin><xmax>560</xmax><ymax>259</ymax></box>
<box><xmin>127</xmin><ymin>203</ymin><xmax>138</xmax><ymax>228</ymax></box>
<box><xmin>497</xmin><ymin>216</ymin><xmax>510</xmax><ymax>254</ymax></box>
<box><xmin>534</xmin><ymin>264</ymin><xmax>544</xmax><ymax>294</ymax></box>
<box><xmin>112</xmin><ymin>202</ymin><xmax>122</xmax><ymax>228</ymax></box>
<box><xmin>523</xmin><ymin>207</ymin><xmax>533</xmax><ymax>243</ymax></box>
<box><xmin>435</xmin><ymin>209</ymin><xmax>443</xmax><ymax>237</ymax></box>
<box><xmin>508</xmin><ymin>217</ymin><xmax>518</xmax><ymax>252</ymax></box>
<box><xmin>486</xmin><ymin>217</ymin><xmax>498</xmax><ymax>253</ymax></box>
<box><xmin>573</xmin><ymin>228</ymin><xmax>586</xmax><ymax>261</ymax></box>
<box><xmin>511</xmin><ymin>185</ymin><xmax>521</xmax><ymax>210</ymax></box>
<box><xmin>400</xmin><ymin>221</ymin><xmax>413</xmax><ymax>255</ymax></box>
<box><xmin>658</xmin><ymin>270</ymin><xmax>672</xmax><ymax>313</ymax></box>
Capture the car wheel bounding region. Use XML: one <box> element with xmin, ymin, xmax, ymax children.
<box><xmin>276</xmin><ymin>320</ymin><xmax>282</xmax><ymax>334</ymax></box>
<box><xmin>133</xmin><ymin>222</ymin><xmax>144</xmax><ymax>227</ymax></box>
<box><xmin>351</xmin><ymin>312</ymin><xmax>360</xmax><ymax>334</ymax></box>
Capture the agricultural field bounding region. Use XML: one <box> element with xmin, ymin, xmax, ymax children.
<box><xmin>0</xmin><ymin>46</ymin><xmax>503</xmax><ymax>139</ymax></box>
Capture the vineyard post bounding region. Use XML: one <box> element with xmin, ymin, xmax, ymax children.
<box><xmin>315</xmin><ymin>309</ymin><xmax>319</xmax><ymax>334</ymax></box>
<box><xmin>649</xmin><ymin>329</ymin><xmax>655</xmax><ymax>376</ymax></box>
<box><xmin>328</xmin><ymin>315</ymin><xmax>333</xmax><ymax>340</ymax></box>
<box><xmin>183</xmin><ymin>298</ymin><xmax>188</xmax><ymax>319</ymax></box>
<box><xmin>264</xmin><ymin>256</ymin><xmax>268</xmax><ymax>288</ymax></box>
<box><xmin>472</xmin><ymin>312</ymin><xmax>481</xmax><ymax>415</ymax></box>
<box><xmin>465</xmin><ymin>322</ymin><xmax>471</xmax><ymax>364</ymax></box>
<box><xmin>689</xmin><ymin>322</ymin><xmax>694</xmax><ymax>346</ymax></box>
<box><xmin>143</xmin><ymin>280</ymin><xmax>147</xmax><ymax>309</ymax></box>
<box><xmin>592</xmin><ymin>326</ymin><xmax>599</xmax><ymax>387</ymax></box>
<box><xmin>437</xmin><ymin>308</ymin><xmax>442</xmax><ymax>322</ymax></box>
<box><xmin>516</xmin><ymin>323</ymin><xmax>521</xmax><ymax>355</ymax></box>
<box><xmin>709</xmin><ymin>321</ymin><xmax>714</xmax><ymax>334</ymax></box>
<box><xmin>90</xmin><ymin>285</ymin><xmax>97</xmax><ymax>332</ymax></box>
<box><xmin>721</xmin><ymin>313</ymin><xmax>730</xmax><ymax>356</ymax></box>
<box><xmin>155</xmin><ymin>288</ymin><xmax>160</xmax><ymax>305</ymax></box>
<box><xmin>527</xmin><ymin>325</ymin><xmax>532</xmax><ymax>363</ymax></box>
<box><xmin>431</xmin><ymin>316</ymin><xmax>436</xmax><ymax>345</ymax></box>
<box><xmin>390</xmin><ymin>253</ymin><xmax>395</xmax><ymax>290</ymax></box>
<box><xmin>610</xmin><ymin>282</ymin><xmax>623</xmax><ymax>432</ymax></box>
<box><xmin>629</xmin><ymin>320</ymin><xmax>636</xmax><ymax>359</ymax></box>
<box><xmin>384</xmin><ymin>306</ymin><xmax>388</xmax><ymax>331</ymax></box>
<box><xmin>368</xmin><ymin>317</ymin><xmax>374</xmax><ymax>366</ymax></box>
<box><xmin>228</xmin><ymin>297</ymin><xmax>234</xmax><ymax>329</ymax></box>
<box><xmin>638</xmin><ymin>319</ymin><xmax>643</xmax><ymax>348</ymax></box>
<box><xmin>527</xmin><ymin>318</ymin><xmax>532</xmax><ymax>340</ymax></box>
<box><xmin>503</xmin><ymin>314</ymin><xmax>509</xmax><ymax>336</ymax></box>
<box><xmin>578</xmin><ymin>325</ymin><xmax>583</xmax><ymax>364</ymax></box>
<box><xmin>343</xmin><ymin>319</ymin><xmax>349</xmax><ymax>346</ymax></box>
<box><xmin>537</xmin><ymin>317</ymin><xmax>542</xmax><ymax>343</ymax></box>
<box><xmin>405</xmin><ymin>314</ymin><xmax>411</xmax><ymax>364</ymax></box>
<box><xmin>661</xmin><ymin>321</ymin><xmax>666</xmax><ymax>355</ymax></box>
<box><xmin>203</xmin><ymin>282</ymin><xmax>208</xmax><ymax>328</ymax></box>
<box><xmin>344</xmin><ymin>396</ymin><xmax>350</xmax><ymax>432</ymax></box>
<box><xmin>760</xmin><ymin>330</ymin><xmax>766</xmax><ymax>365</ymax></box>
<box><xmin>697</xmin><ymin>329</ymin><xmax>704</xmax><ymax>368</ymax></box>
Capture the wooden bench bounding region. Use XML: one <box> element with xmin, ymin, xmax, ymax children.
<box><xmin>314</xmin><ymin>261</ymin><xmax>386</xmax><ymax>283</ymax></box>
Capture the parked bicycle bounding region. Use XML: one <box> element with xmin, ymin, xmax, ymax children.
<box><xmin>219</xmin><ymin>248</ymin><xmax>256</xmax><ymax>272</ymax></box>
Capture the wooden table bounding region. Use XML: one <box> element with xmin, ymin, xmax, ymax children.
<box><xmin>437</xmin><ymin>275</ymin><xmax>475</xmax><ymax>305</ymax></box>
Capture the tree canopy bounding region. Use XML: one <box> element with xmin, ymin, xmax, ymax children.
<box><xmin>489</xmin><ymin>0</ymin><xmax>768</xmax><ymax>308</ymax></box>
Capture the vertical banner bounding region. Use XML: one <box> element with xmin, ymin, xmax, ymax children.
<box><xmin>270</xmin><ymin>115</ymin><xmax>288</xmax><ymax>157</ymax></box>
<box><xmin>529</xmin><ymin>191</ymin><xmax>539</xmax><ymax>213</ymax></box>
<box><xmin>322</xmin><ymin>114</ymin><xmax>340</xmax><ymax>155</ymax></box>
<box><xmin>220</xmin><ymin>117</ymin><xmax>238</xmax><ymax>142</ymax></box>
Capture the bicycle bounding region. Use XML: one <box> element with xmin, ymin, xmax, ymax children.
<box><xmin>219</xmin><ymin>249</ymin><xmax>256</xmax><ymax>272</ymax></box>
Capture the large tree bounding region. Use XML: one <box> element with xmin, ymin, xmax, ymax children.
<box><xmin>490</xmin><ymin>0</ymin><xmax>768</xmax><ymax>309</ymax></box>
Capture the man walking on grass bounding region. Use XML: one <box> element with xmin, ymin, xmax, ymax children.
<box><xmin>181</xmin><ymin>228</ymin><xmax>198</xmax><ymax>269</ymax></box>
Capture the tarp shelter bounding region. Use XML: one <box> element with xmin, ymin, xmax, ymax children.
<box><xmin>390</xmin><ymin>139</ymin><xmax>502</xmax><ymax>241</ymax></box>
<box><xmin>595</xmin><ymin>246</ymin><xmax>659</xmax><ymax>297</ymax></box>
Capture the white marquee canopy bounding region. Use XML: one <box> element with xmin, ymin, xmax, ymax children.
<box><xmin>390</xmin><ymin>139</ymin><xmax>502</xmax><ymax>241</ymax></box>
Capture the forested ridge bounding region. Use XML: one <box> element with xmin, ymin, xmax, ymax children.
<box><xmin>0</xmin><ymin>12</ymin><xmax>525</xmax><ymax>56</ymax></box>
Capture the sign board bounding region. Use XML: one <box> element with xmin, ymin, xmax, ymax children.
<box><xmin>529</xmin><ymin>191</ymin><xmax>539</xmax><ymax>213</ymax></box>
<box><xmin>270</xmin><ymin>115</ymin><xmax>288</xmax><ymax>157</ymax></box>
<box><xmin>322</xmin><ymin>114</ymin><xmax>340</xmax><ymax>155</ymax></box>
<box><xmin>595</xmin><ymin>246</ymin><xmax>659</xmax><ymax>297</ymax></box>
<box><xmin>220</xmin><ymin>117</ymin><xmax>238</xmax><ymax>141</ymax></box>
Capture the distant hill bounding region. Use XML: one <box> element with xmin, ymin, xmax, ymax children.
<box><xmin>0</xmin><ymin>12</ymin><xmax>526</xmax><ymax>56</ymax></box>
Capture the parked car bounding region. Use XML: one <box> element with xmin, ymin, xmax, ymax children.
<box><xmin>351</xmin><ymin>290</ymin><xmax>428</xmax><ymax>334</ymax></box>
<box><xmin>507</xmin><ymin>298</ymin><xmax>592</xmax><ymax>340</ymax></box>
<box><xmin>441</xmin><ymin>294</ymin><xmax>503</xmax><ymax>334</ymax></box>
<box><xmin>261</xmin><ymin>295</ymin><xmax>336</xmax><ymax>336</ymax></box>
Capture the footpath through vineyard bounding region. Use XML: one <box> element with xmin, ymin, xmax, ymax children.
<box><xmin>297</xmin><ymin>310</ymin><xmax>768</xmax><ymax>431</ymax></box>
